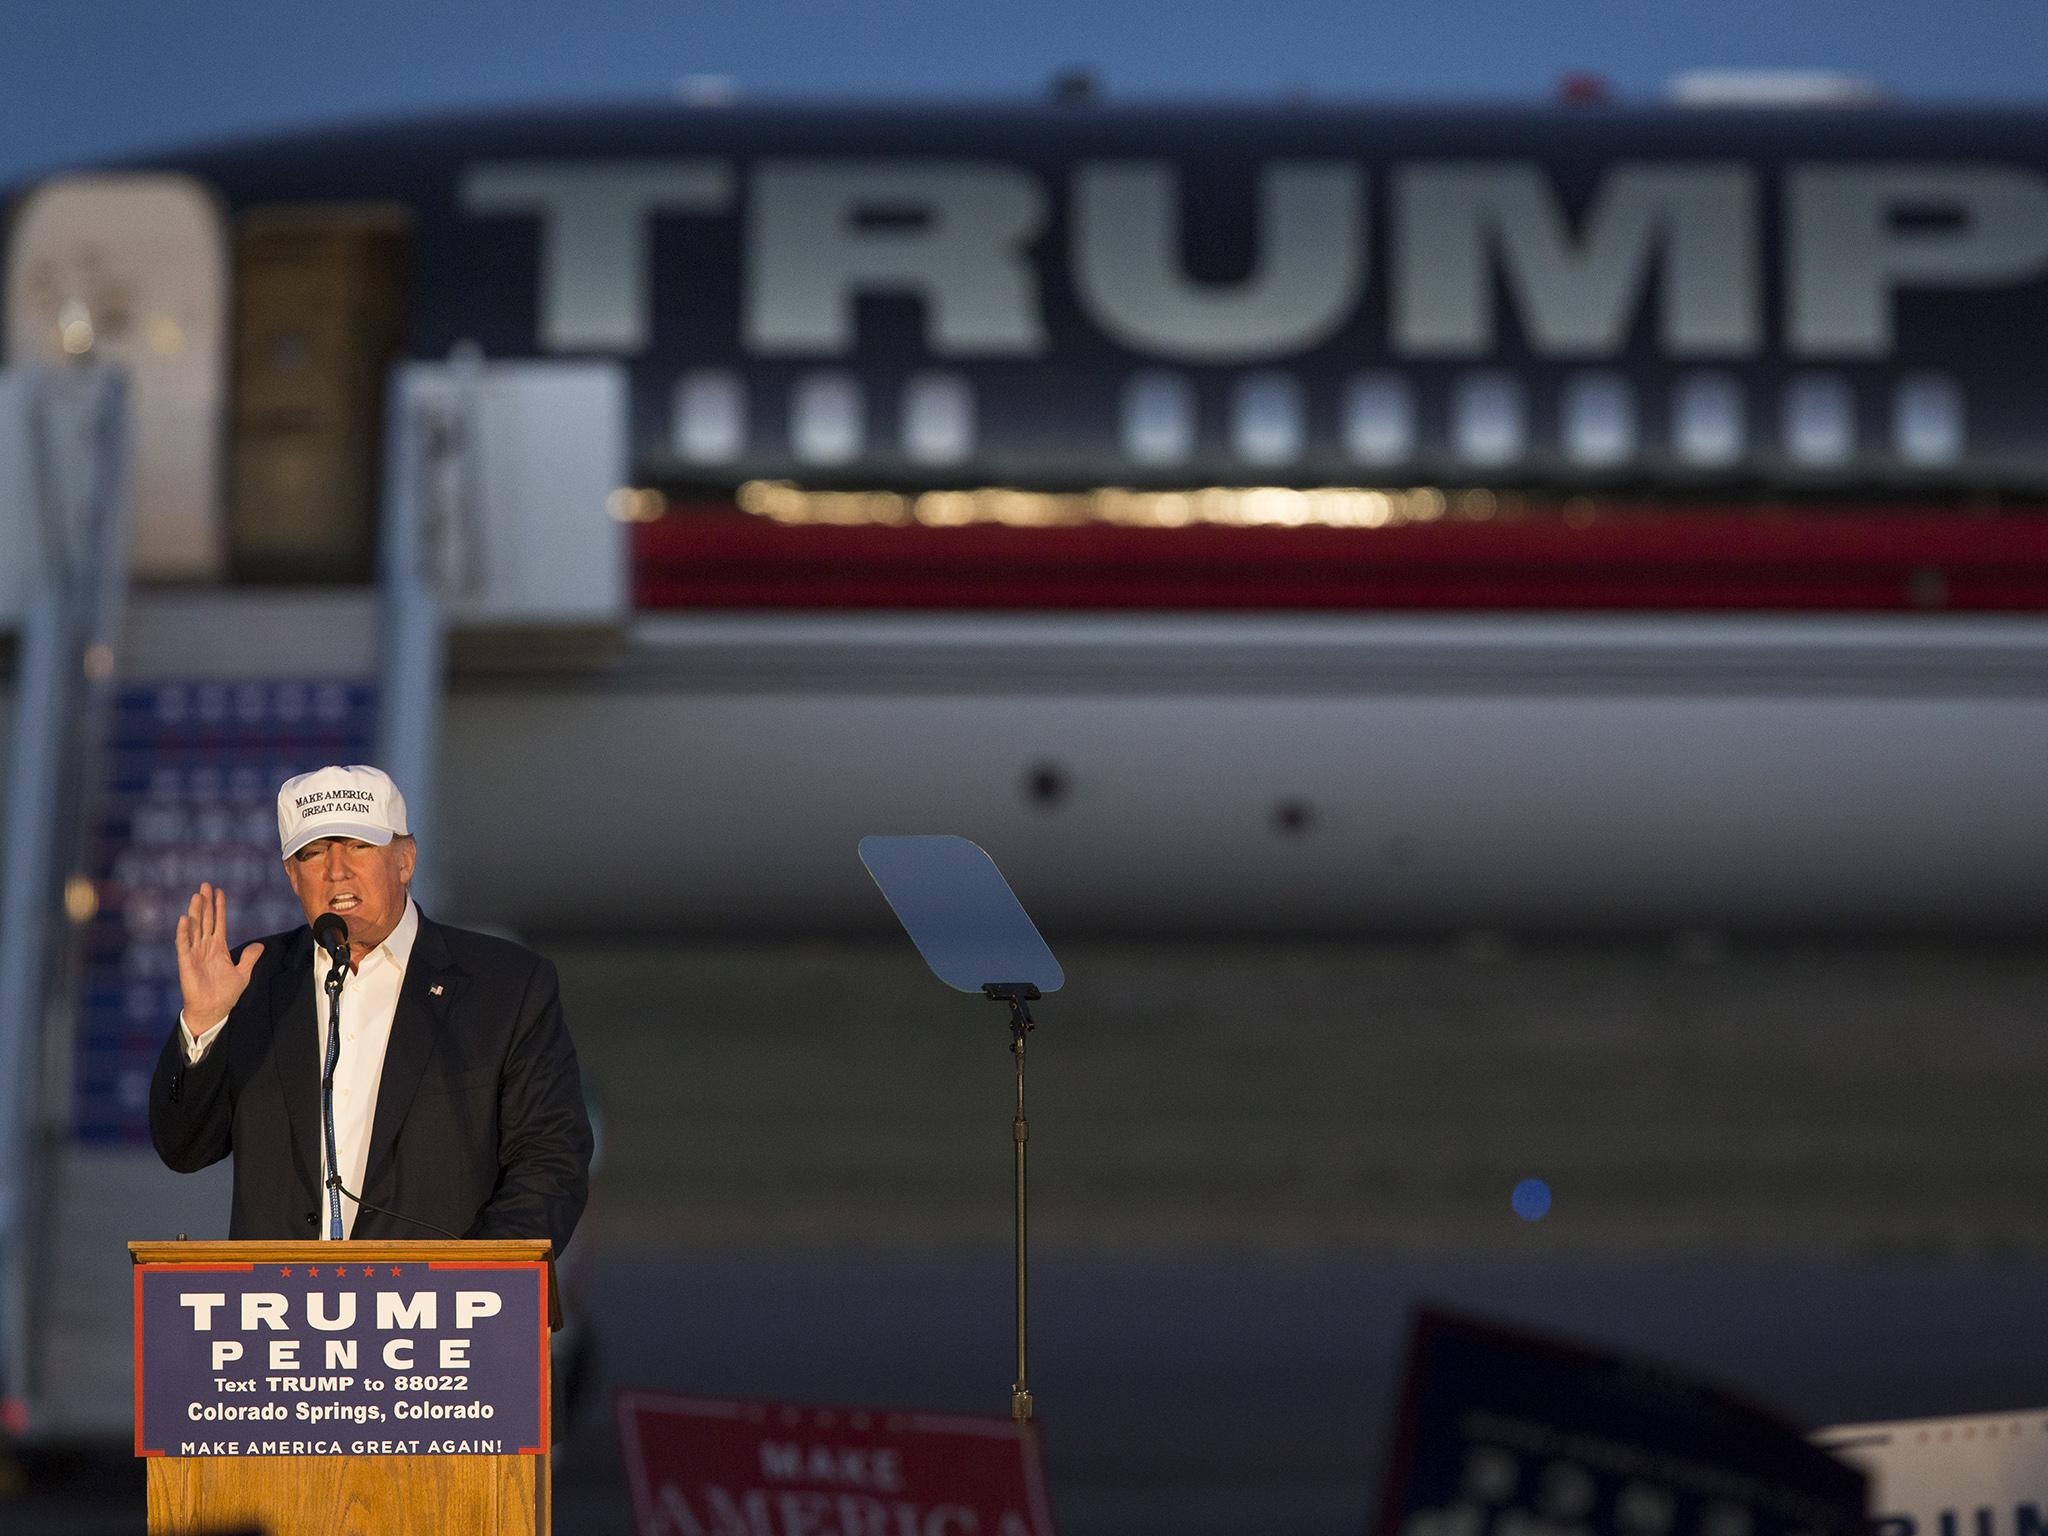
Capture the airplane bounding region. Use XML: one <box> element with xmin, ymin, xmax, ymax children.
<box><xmin>5</xmin><ymin>85</ymin><xmax>2048</xmax><ymax>1451</ymax></box>
<box><xmin>6</xmin><ymin>95</ymin><xmax>2048</xmax><ymax>946</ymax></box>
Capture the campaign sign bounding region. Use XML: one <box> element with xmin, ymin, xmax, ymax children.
<box><xmin>1816</xmin><ymin>1409</ymin><xmax>2048</xmax><ymax>1536</ymax></box>
<box><xmin>618</xmin><ymin>1393</ymin><xmax>1058</xmax><ymax>1536</ymax></box>
<box><xmin>1378</xmin><ymin>1310</ymin><xmax>1866</xmax><ymax>1536</ymax></box>
<box><xmin>135</xmin><ymin>1260</ymin><xmax>547</xmax><ymax>1457</ymax></box>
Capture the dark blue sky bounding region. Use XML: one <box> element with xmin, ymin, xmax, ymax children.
<box><xmin>7</xmin><ymin>0</ymin><xmax>2045</xmax><ymax>182</ymax></box>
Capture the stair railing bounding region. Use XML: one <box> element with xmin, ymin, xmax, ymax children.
<box><xmin>374</xmin><ymin>357</ymin><xmax>485</xmax><ymax>916</ymax></box>
<box><xmin>0</xmin><ymin>366</ymin><xmax>131</xmax><ymax>1423</ymax></box>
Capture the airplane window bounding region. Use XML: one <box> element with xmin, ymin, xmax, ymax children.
<box><xmin>1341</xmin><ymin>372</ymin><xmax>1414</xmax><ymax>466</ymax></box>
<box><xmin>1452</xmin><ymin>372</ymin><xmax>1524</xmax><ymax>466</ymax></box>
<box><xmin>1561</xmin><ymin>372</ymin><xmax>1635</xmax><ymax>468</ymax></box>
<box><xmin>1122</xmin><ymin>371</ymin><xmax>1195</xmax><ymax>466</ymax></box>
<box><xmin>1673</xmin><ymin>372</ymin><xmax>1745</xmax><ymax>467</ymax></box>
<box><xmin>1893</xmin><ymin>373</ymin><xmax>1964</xmax><ymax>466</ymax></box>
<box><xmin>1232</xmin><ymin>373</ymin><xmax>1305</xmax><ymax>467</ymax></box>
<box><xmin>791</xmin><ymin>371</ymin><xmax>864</xmax><ymax>465</ymax></box>
<box><xmin>1783</xmin><ymin>373</ymin><xmax>1855</xmax><ymax>467</ymax></box>
<box><xmin>672</xmin><ymin>369</ymin><xmax>746</xmax><ymax>464</ymax></box>
<box><xmin>902</xmin><ymin>371</ymin><xmax>975</xmax><ymax>466</ymax></box>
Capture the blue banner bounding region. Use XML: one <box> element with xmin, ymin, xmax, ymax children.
<box><xmin>135</xmin><ymin>1258</ymin><xmax>546</xmax><ymax>1457</ymax></box>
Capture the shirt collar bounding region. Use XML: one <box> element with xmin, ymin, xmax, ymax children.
<box><xmin>381</xmin><ymin>899</ymin><xmax>421</xmax><ymax>970</ymax></box>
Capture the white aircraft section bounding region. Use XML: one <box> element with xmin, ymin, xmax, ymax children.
<box><xmin>436</xmin><ymin>613</ymin><xmax>2048</xmax><ymax>935</ymax></box>
<box><xmin>393</xmin><ymin>360</ymin><xmax>628</xmax><ymax>629</ymax></box>
<box><xmin>4</xmin><ymin>175</ymin><xmax>228</xmax><ymax>581</ymax></box>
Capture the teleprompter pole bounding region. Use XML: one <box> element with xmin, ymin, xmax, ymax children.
<box><xmin>859</xmin><ymin>828</ymin><xmax>1064</xmax><ymax>1424</ymax></box>
<box><xmin>986</xmin><ymin>983</ymin><xmax>1039</xmax><ymax>1422</ymax></box>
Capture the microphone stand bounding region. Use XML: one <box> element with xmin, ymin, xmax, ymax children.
<box><xmin>984</xmin><ymin>983</ymin><xmax>1039</xmax><ymax>1423</ymax></box>
<box><xmin>320</xmin><ymin>956</ymin><xmax>346</xmax><ymax>1241</ymax></box>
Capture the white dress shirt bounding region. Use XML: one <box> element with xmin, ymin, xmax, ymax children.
<box><xmin>181</xmin><ymin>899</ymin><xmax>420</xmax><ymax>1238</ymax></box>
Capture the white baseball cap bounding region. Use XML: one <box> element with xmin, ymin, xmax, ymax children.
<box><xmin>277</xmin><ymin>765</ymin><xmax>410</xmax><ymax>859</ymax></box>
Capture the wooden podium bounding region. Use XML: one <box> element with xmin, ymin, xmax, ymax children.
<box><xmin>131</xmin><ymin>1239</ymin><xmax>552</xmax><ymax>1536</ymax></box>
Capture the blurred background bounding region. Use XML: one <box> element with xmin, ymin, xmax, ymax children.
<box><xmin>5</xmin><ymin>2</ymin><xmax>2048</xmax><ymax>1532</ymax></box>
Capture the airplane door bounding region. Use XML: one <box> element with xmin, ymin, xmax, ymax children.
<box><xmin>228</xmin><ymin>204</ymin><xmax>410</xmax><ymax>583</ymax></box>
<box><xmin>5</xmin><ymin>174</ymin><xmax>230</xmax><ymax>580</ymax></box>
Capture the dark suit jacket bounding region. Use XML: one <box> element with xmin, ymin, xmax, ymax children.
<box><xmin>148</xmin><ymin>914</ymin><xmax>593</xmax><ymax>1256</ymax></box>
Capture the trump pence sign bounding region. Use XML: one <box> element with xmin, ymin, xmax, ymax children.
<box><xmin>134</xmin><ymin>1257</ymin><xmax>548</xmax><ymax>1457</ymax></box>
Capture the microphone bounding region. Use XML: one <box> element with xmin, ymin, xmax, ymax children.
<box><xmin>312</xmin><ymin>912</ymin><xmax>349</xmax><ymax>970</ymax></box>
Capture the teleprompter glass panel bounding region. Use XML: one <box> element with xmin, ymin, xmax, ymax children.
<box><xmin>858</xmin><ymin>835</ymin><xmax>1064</xmax><ymax>996</ymax></box>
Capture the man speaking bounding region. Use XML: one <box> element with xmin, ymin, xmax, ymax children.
<box><xmin>149</xmin><ymin>765</ymin><xmax>593</xmax><ymax>1255</ymax></box>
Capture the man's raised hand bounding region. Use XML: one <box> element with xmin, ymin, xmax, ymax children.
<box><xmin>174</xmin><ymin>883</ymin><xmax>263</xmax><ymax>1038</ymax></box>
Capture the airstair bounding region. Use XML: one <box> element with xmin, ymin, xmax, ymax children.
<box><xmin>0</xmin><ymin>363</ymin><xmax>426</xmax><ymax>1438</ymax></box>
<box><xmin>0</xmin><ymin>351</ymin><xmax>623</xmax><ymax>1440</ymax></box>
<box><xmin>0</xmin><ymin>357</ymin><xmax>622</xmax><ymax>1440</ymax></box>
